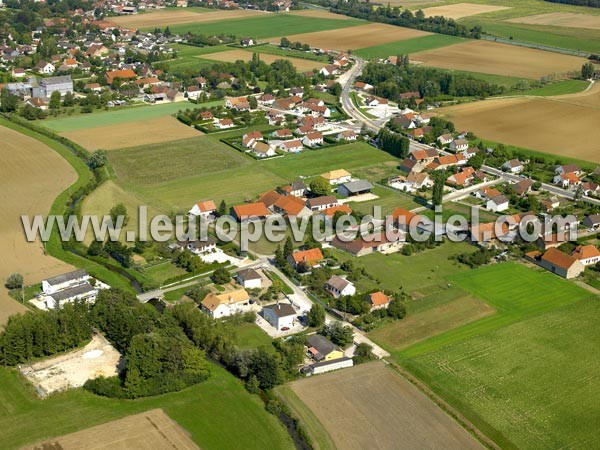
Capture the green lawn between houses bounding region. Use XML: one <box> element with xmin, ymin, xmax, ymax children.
<box><xmin>0</xmin><ymin>364</ymin><xmax>293</xmax><ymax>450</ymax></box>
<box><xmin>165</xmin><ymin>14</ymin><xmax>366</xmax><ymax>39</ymax></box>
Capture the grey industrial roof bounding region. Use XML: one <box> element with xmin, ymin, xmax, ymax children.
<box><xmin>45</xmin><ymin>269</ymin><xmax>88</xmax><ymax>286</ymax></box>
<box><xmin>49</xmin><ymin>282</ymin><xmax>95</xmax><ymax>302</ymax></box>
<box><xmin>340</xmin><ymin>180</ymin><xmax>373</xmax><ymax>193</ymax></box>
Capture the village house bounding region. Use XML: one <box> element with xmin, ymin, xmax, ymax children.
<box><xmin>263</xmin><ymin>302</ymin><xmax>296</xmax><ymax>330</ymax></box>
<box><xmin>326</xmin><ymin>275</ymin><xmax>356</xmax><ymax>298</ymax></box>
<box><xmin>474</xmin><ymin>186</ymin><xmax>501</xmax><ymax>200</ymax></box>
<box><xmin>272</xmin><ymin>128</ymin><xmax>293</xmax><ymax>139</ymax></box>
<box><xmin>321</xmin><ymin>169</ymin><xmax>351</xmax><ymax>185</ymax></box>
<box><xmin>437</xmin><ymin>133</ymin><xmax>453</xmax><ymax>145</ymax></box>
<box><xmin>320</xmin><ymin>204</ymin><xmax>353</xmax><ymax>219</ymax></box>
<box><xmin>512</xmin><ymin>178</ymin><xmax>534</xmax><ymax>197</ymax></box>
<box><xmin>106</xmin><ymin>69</ymin><xmax>137</xmax><ymax>85</ymax></box>
<box><xmin>553</xmin><ymin>172</ymin><xmax>581</xmax><ymax>189</ymax></box>
<box><xmin>26</xmin><ymin>97</ymin><xmax>47</xmax><ymax>110</ymax></box>
<box><xmin>502</xmin><ymin>159</ymin><xmax>524</xmax><ymax>174</ymax></box>
<box><xmin>366</xmin><ymin>291</ymin><xmax>391</xmax><ymax>311</ymax></box>
<box><xmin>35</xmin><ymin>61</ymin><xmax>55</xmax><ymax>75</ymax></box>
<box><xmin>232</xmin><ymin>202</ymin><xmax>271</xmax><ymax>222</ymax></box>
<box><xmin>533</xmin><ymin>248</ymin><xmax>585</xmax><ymax>279</ymax></box>
<box><xmin>187</xmin><ymin>236</ymin><xmax>218</xmax><ymax>255</ymax></box>
<box><xmin>487</xmin><ymin>194</ymin><xmax>509</xmax><ymax>213</ymax></box>
<box><xmin>251</xmin><ymin>141</ymin><xmax>276</xmax><ymax>158</ymax></box>
<box><xmin>331</xmin><ymin>233</ymin><xmax>404</xmax><ymax>257</ymax></box>
<box><xmin>337</xmin><ymin>180</ymin><xmax>373</xmax><ymax>197</ymax></box>
<box><xmin>215</xmin><ymin>118</ymin><xmax>235</xmax><ymax>129</ymax></box>
<box><xmin>242</xmin><ymin>130</ymin><xmax>263</xmax><ymax>148</ymax></box>
<box><xmin>354</xmin><ymin>81</ymin><xmax>373</xmax><ymax>91</ymax></box>
<box><xmin>302</xmin><ymin>131</ymin><xmax>324</xmax><ymax>148</ymax></box>
<box><xmin>307</xmin><ymin>195</ymin><xmax>339</xmax><ymax>212</ymax></box>
<box><xmin>572</xmin><ymin>245</ymin><xmax>600</xmax><ymax>266</ymax></box>
<box><xmin>280</xmin><ymin>181</ymin><xmax>307</xmax><ymax>197</ymax></box>
<box><xmin>428</xmin><ymin>154</ymin><xmax>466</xmax><ymax>170</ymax></box>
<box><xmin>240</xmin><ymin>38</ymin><xmax>255</xmax><ymax>47</ymax></box>
<box><xmin>41</xmin><ymin>270</ymin><xmax>99</xmax><ymax>310</ymax></box>
<box><xmin>582</xmin><ymin>214</ymin><xmax>600</xmax><ymax>230</ymax></box>
<box><xmin>337</xmin><ymin>130</ymin><xmax>357</xmax><ymax>142</ymax></box>
<box><xmin>188</xmin><ymin>199</ymin><xmax>217</xmax><ymax>218</ymax></box>
<box><xmin>273</xmin><ymin>195</ymin><xmax>312</xmax><ymax>218</ymax></box>
<box><xmin>279</xmin><ymin>139</ymin><xmax>304</xmax><ymax>153</ymax></box>
<box><xmin>258</xmin><ymin>93</ymin><xmax>275</xmax><ymax>106</ymax></box>
<box><xmin>237</xmin><ymin>268</ymin><xmax>262</xmax><ymax>289</ymax></box>
<box><xmin>319</xmin><ymin>64</ymin><xmax>339</xmax><ymax>77</ymax></box>
<box><xmin>581</xmin><ymin>181</ymin><xmax>600</xmax><ymax>196</ymax></box>
<box><xmin>306</xmin><ymin>334</ymin><xmax>344</xmax><ymax>362</ymax></box>
<box><xmin>450</xmin><ymin>139</ymin><xmax>469</xmax><ymax>153</ymax></box>
<box><xmin>365</xmin><ymin>95</ymin><xmax>388</xmax><ymax>107</ymax></box>
<box><xmin>446</xmin><ymin>167</ymin><xmax>475</xmax><ymax>187</ymax></box>
<box><xmin>225</xmin><ymin>96</ymin><xmax>250</xmax><ymax>111</ymax></box>
<box><xmin>555</xmin><ymin>164</ymin><xmax>582</xmax><ymax>177</ymax></box>
<box><xmin>288</xmin><ymin>248</ymin><xmax>324</xmax><ymax>269</ymax></box>
<box><xmin>201</xmin><ymin>289</ymin><xmax>251</xmax><ymax>319</ymax></box>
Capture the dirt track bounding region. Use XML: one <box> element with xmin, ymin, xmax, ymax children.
<box><xmin>0</xmin><ymin>125</ymin><xmax>77</xmax><ymax>326</ymax></box>
<box><xmin>289</xmin><ymin>361</ymin><xmax>483</xmax><ymax>450</ymax></box>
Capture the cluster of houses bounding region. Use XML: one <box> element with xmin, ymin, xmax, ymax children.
<box><xmin>32</xmin><ymin>269</ymin><xmax>109</xmax><ymax>310</ymax></box>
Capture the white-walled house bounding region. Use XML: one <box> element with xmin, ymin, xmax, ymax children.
<box><xmin>237</xmin><ymin>268</ymin><xmax>262</xmax><ymax>289</ymax></box>
<box><xmin>41</xmin><ymin>270</ymin><xmax>105</xmax><ymax>310</ymax></box>
<box><xmin>263</xmin><ymin>302</ymin><xmax>296</xmax><ymax>330</ymax></box>
<box><xmin>188</xmin><ymin>199</ymin><xmax>217</xmax><ymax>218</ymax></box>
<box><xmin>503</xmin><ymin>159</ymin><xmax>524</xmax><ymax>173</ymax></box>
<box><xmin>42</xmin><ymin>269</ymin><xmax>90</xmax><ymax>294</ymax></box>
<box><xmin>326</xmin><ymin>275</ymin><xmax>356</xmax><ymax>298</ymax></box>
<box><xmin>572</xmin><ymin>245</ymin><xmax>600</xmax><ymax>266</ymax></box>
<box><xmin>487</xmin><ymin>194</ymin><xmax>509</xmax><ymax>212</ymax></box>
<box><xmin>201</xmin><ymin>289</ymin><xmax>251</xmax><ymax>319</ymax></box>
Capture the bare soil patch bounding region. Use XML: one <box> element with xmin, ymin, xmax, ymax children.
<box><xmin>440</xmin><ymin>90</ymin><xmax>600</xmax><ymax>162</ymax></box>
<box><xmin>109</xmin><ymin>9</ymin><xmax>265</xmax><ymax>28</ymax></box>
<box><xmin>507</xmin><ymin>12</ymin><xmax>600</xmax><ymax>30</ymax></box>
<box><xmin>283</xmin><ymin>23</ymin><xmax>429</xmax><ymax>51</ymax></box>
<box><xmin>421</xmin><ymin>3</ymin><xmax>510</xmax><ymax>20</ymax></box>
<box><xmin>62</xmin><ymin>116</ymin><xmax>200</xmax><ymax>151</ymax></box>
<box><xmin>20</xmin><ymin>334</ymin><xmax>121</xmax><ymax>397</ymax></box>
<box><xmin>24</xmin><ymin>408</ymin><xmax>199</xmax><ymax>450</ymax></box>
<box><xmin>412</xmin><ymin>40</ymin><xmax>587</xmax><ymax>79</ymax></box>
<box><xmin>201</xmin><ymin>49</ymin><xmax>327</xmax><ymax>71</ymax></box>
<box><xmin>0</xmin><ymin>125</ymin><xmax>77</xmax><ymax>326</ymax></box>
<box><xmin>289</xmin><ymin>361</ymin><xmax>483</xmax><ymax>450</ymax></box>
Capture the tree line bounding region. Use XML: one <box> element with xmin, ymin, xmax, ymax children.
<box><xmin>544</xmin><ymin>0</ymin><xmax>600</xmax><ymax>7</ymax></box>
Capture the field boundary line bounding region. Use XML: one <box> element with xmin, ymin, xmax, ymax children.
<box><xmin>387</xmin><ymin>362</ymin><xmax>501</xmax><ymax>450</ymax></box>
<box><xmin>480</xmin><ymin>35</ymin><xmax>592</xmax><ymax>58</ymax></box>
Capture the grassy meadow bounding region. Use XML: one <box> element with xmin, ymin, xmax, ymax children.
<box><xmin>355</xmin><ymin>34</ymin><xmax>466</xmax><ymax>60</ymax></box>
<box><xmin>0</xmin><ymin>364</ymin><xmax>292</xmax><ymax>450</ymax></box>
<box><xmin>166</xmin><ymin>14</ymin><xmax>365</xmax><ymax>39</ymax></box>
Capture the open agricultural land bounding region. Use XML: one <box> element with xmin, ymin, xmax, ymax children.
<box><xmin>355</xmin><ymin>34</ymin><xmax>466</xmax><ymax>60</ymax></box>
<box><xmin>281</xmin><ymin>362</ymin><xmax>483</xmax><ymax>450</ymax></box>
<box><xmin>0</xmin><ymin>123</ymin><xmax>77</xmax><ymax>325</ymax></box>
<box><xmin>0</xmin><ymin>364</ymin><xmax>292</xmax><ymax>450</ymax></box>
<box><xmin>420</xmin><ymin>2</ymin><xmax>511</xmax><ymax>20</ymax></box>
<box><xmin>282</xmin><ymin>23</ymin><xmax>429</xmax><ymax>51</ymax></box>
<box><xmin>411</xmin><ymin>39</ymin><xmax>588</xmax><ymax>79</ymax></box>
<box><xmin>109</xmin><ymin>8</ymin><xmax>266</xmax><ymax>28</ymax></box>
<box><xmin>200</xmin><ymin>49</ymin><xmax>327</xmax><ymax>72</ymax></box>
<box><xmin>439</xmin><ymin>82</ymin><xmax>600</xmax><ymax>162</ymax></box>
<box><xmin>62</xmin><ymin>116</ymin><xmax>200</xmax><ymax>151</ymax></box>
<box><xmin>400</xmin><ymin>264</ymin><xmax>599</xmax><ymax>450</ymax></box>
<box><xmin>25</xmin><ymin>409</ymin><xmax>199</xmax><ymax>450</ymax></box>
<box><xmin>166</xmin><ymin>14</ymin><xmax>366</xmax><ymax>40</ymax></box>
<box><xmin>507</xmin><ymin>11</ymin><xmax>600</xmax><ymax>30</ymax></box>
<box><xmin>108</xmin><ymin>139</ymin><xmax>398</xmax><ymax>212</ymax></box>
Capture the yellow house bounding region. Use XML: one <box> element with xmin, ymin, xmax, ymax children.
<box><xmin>307</xmin><ymin>335</ymin><xmax>344</xmax><ymax>362</ymax></box>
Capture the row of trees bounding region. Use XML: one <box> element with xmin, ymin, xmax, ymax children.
<box><xmin>377</xmin><ymin>128</ymin><xmax>410</xmax><ymax>159</ymax></box>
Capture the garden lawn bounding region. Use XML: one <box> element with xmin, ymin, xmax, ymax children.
<box><xmin>0</xmin><ymin>364</ymin><xmax>292</xmax><ymax>450</ymax></box>
<box><xmin>166</xmin><ymin>15</ymin><xmax>365</xmax><ymax>39</ymax></box>
<box><xmin>42</xmin><ymin>101</ymin><xmax>223</xmax><ymax>133</ymax></box>
<box><xmin>399</xmin><ymin>262</ymin><xmax>591</xmax><ymax>358</ymax></box>
<box><xmin>355</xmin><ymin>34</ymin><xmax>466</xmax><ymax>60</ymax></box>
<box><xmin>231</xmin><ymin>323</ymin><xmax>273</xmax><ymax>350</ymax></box>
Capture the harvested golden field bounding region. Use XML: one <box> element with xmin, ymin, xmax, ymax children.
<box><xmin>201</xmin><ymin>49</ymin><xmax>327</xmax><ymax>71</ymax></box>
<box><xmin>0</xmin><ymin>125</ymin><xmax>77</xmax><ymax>325</ymax></box>
<box><xmin>440</xmin><ymin>89</ymin><xmax>600</xmax><ymax>162</ymax></box>
<box><xmin>62</xmin><ymin>116</ymin><xmax>200</xmax><ymax>151</ymax></box>
<box><xmin>25</xmin><ymin>409</ymin><xmax>199</xmax><ymax>450</ymax></box>
<box><xmin>412</xmin><ymin>40</ymin><xmax>587</xmax><ymax>79</ymax></box>
<box><xmin>288</xmin><ymin>362</ymin><xmax>483</xmax><ymax>450</ymax></box>
<box><xmin>288</xmin><ymin>9</ymin><xmax>353</xmax><ymax>20</ymax></box>
<box><xmin>421</xmin><ymin>3</ymin><xmax>510</xmax><ymax>19</ymax></box>
<box><xmin>507</xmin><ymin>12</ymin><xmax>600</xmax><ymax>30</ymax></box>
<box><xmin>109</xmin><ymin>8</ymin><xmax>265</xmax><ymax>28</ymax></box>
<box><xmin>283</xmin><ymin>23</ymin><xmax>429</xmax><ymax>51</ymax></box>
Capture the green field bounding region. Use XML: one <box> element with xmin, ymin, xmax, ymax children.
<box><xmin>42</xmin><ymin>101</ymin><xmax>223</xmax><ymax>133</ymax></box>
<box><xmin>355</xmin><ymin>34</ymin><xmax>466</xmax><ymax>60</ymax></box>
<box><xmin>403</xmin><ymin>297</ymin><xmax>600</xmax><ymax>450</ymax></box>
<box><xmin>400</xmin><ymin>263</ymin><xmax>591</xmax><ymax>358</ymax></box>
<box><xmin>232</xmin><ymin>322</ymin><xmax>273</xmax><ymax>350</ymax></box>
<box><xmin>0</xmin><ymin>364</ymin><xmax>292</xmax><ymax>450</ymax></box>
<box><xmin>504</xmin><ymin>79</ymin><xmax>590</xmax><ymax>96</ymax></box>
<box><xmin>166</xmin><ymin>15</ymin><xmax>365</xmax><ymax>39</ymax></box>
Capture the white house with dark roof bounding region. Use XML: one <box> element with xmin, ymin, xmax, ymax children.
<box><xmin>237</xmin><ymin>268</ymin><xmax>262</xmax><ymax>289</ymax></box>
<box><xmin>326</xmin><ymin>275</ymin><xmax>356</xmax><ymax>298</ymax></box>
<box><xmin>263</xmin><ymin>302</ymin><xmax>296</xmax><ymax>330</ymax></box>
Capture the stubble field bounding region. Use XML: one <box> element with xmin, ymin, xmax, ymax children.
<box><xmin>420</xmin><ymin>3</ymin><xmax>511</xmax><ymax>19</ymax></box>
<box><xmin>200</xmin><ymin>49</ymin><xmax>327</xmax><ymax>71</ymax></box>
<box><xmin>282</xmin><ymin>23</ymin><xmax>429</xmax><ymax>51</ymax></box>
<box><xmin>412</xmin><ymin>40</ymin><xmax>587</xmax><ymax>78</ymax></box>
<box><xmin>109</xmin><ymin>8</ymin><xmax>266</xmax><ymax>28</ymax></box>
<box><xmin>285</xmin><ymin>362</ymin><xmax>483</xmax><ymax>450</ymax></box>
<box><xmin>440</xmin><ymin>83</ymin><xmax>600</xmax><ymax>162</ymax></box>
<box><xmin>0</xmin><ymin>125</ymin><xmax>77</xmax><ymax>325</ymax></box>
<box><xmin>62</xmin><ymin>116</ymin><xmax>200</xmax><ymax>151</ymax></box>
